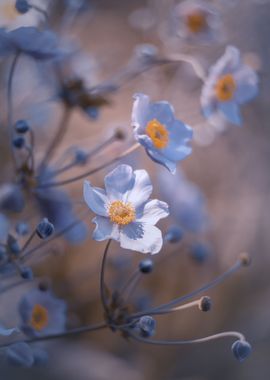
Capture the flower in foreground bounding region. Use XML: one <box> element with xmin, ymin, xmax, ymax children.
<box><xmin>19</xmin><ymin>288</ymin><xmax>66</xmax><ymax>337</ymax></box>
<box><xmin>201</xmin><ymin>46</ymin><xmax>259</xmax><ymax>128</ymax></box>
<box><xmin>132</xmin><ymin>93</ymin><xmax>193</xmax><ymax>174</ymax></box>
<box><xmin>84</xmin><ymin>165</ymin><xmax>169</xmax><ymax>254</ymax></box>
<box><xmin>172</xmin><ymin>0</ymin><xmax>220</xmax><ymax>44</ymax></box>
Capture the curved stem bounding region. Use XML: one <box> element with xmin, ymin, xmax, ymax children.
<box><xmin>100</xmin><ymin>239</ymin><xmax>112</xmax><ymax>313</ymax></box>
<box><xmin>130</xmin><ymin>259</ymin><xmax>243</xmax><ymax>319</ymax></box>
<box><xmin>38</xmin><ymin>106</ymin><xmax>71</xmax><ymax>174</ymax></box>
<box><xmin>7</xmin><ymin>53</ymin><xmax>20</xmax><ymax>169</ymax></box>
<box><xmin>129</xmin><ymin>331</ymin><xmax>245</xmax><ymax>346</ymax></box>
<box><xmin>37</xmin><ymin>143</ymin><xmax>140</xmax><ymax>189</ymax></box>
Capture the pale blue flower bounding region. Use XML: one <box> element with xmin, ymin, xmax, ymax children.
<box><xmin>0</xmin><ymin>27</ymin><xmax>60</xmax><ymax>60</ymax></box>
<box><xmin>0</xmin><ymin>324</ymin><xmax>18</xmax><ymax>337</ymax></box>
<box><xmin>84</xmin><ymin>164</ymin><xmax>169</xmax><ymax>254</ymax></box>
<box><xmin>159</xmin><ymin>168</ymin><xmax>209</xmax><ymax>234</ymax></box>
<box><xmin>201</xmin><ymin>46</ymin><xmax>259</xmax><ymax>128</ymax></box>
<box><xmin>19</xmin><ymin>288</ymin><xmax>66</xmax><ymax>337</ymax></box>
<box><xmin>132</xmin><ymin>93</ymin><xmax>193</xmax><ymax>174</ymax></box>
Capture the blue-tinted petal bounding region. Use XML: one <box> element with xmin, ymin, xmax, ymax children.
<box><xmin>137</xmin><ymin>199</ymin><xmax>169</xmax><ymax>224</ymax></box>
<box><xmin>132</xmin><ymin>93</ymin><xmax>150</xmax><ymax>134</ymax></box>
<box><xmin>84</xmin><ymin>181</ymin><xmax>108</xmax><ymax>216</ymax></box>
<box><xmin>120</xmin><ymin>222</ymin><xmax>163</xmax><ymax>254</ymax></box>
<box><xmin>92</xmin><ymin>216</ymin><xmax>119</xmax><ymax>241</ymax></box>
<box><xmin>234</xmin><ymin>66</ymin><xmax>258</xmax><ymax>104</ymax></box>
<box><xmin>147</xmin><ymin>101</ymin><xmax>175</xmax><ymax>125</ymax></box>
<box><xmin>126</xmin><ymin>169</ymin><xmax>153</xmax><ymax>207</ymax></box>
<box><xmin>147</xmin><ymin>149</ymin><xmax>177</xmax><ymax>173</ymax></box>
<box><xmin>104</xmin><ymin>164</ymin><xmax>135</xmax><ymax>201</ymax></box>
<box><xmin>218</xmin><ymin>101</ymin><xmax>242</xmax><ymax>125</ymax></box>
<box><xmin>0</xmin><ymin>324</ymin><xmax>18</xmax><ymax>336</ymax></box>
<box><xmin>6</xmin><ymin>342</ymin><xmax>34</xmax><ymax>368</ymax></box>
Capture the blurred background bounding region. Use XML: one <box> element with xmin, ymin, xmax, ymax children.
<box><xmin>1</xmin><ymin>0</ymin><xmax>270</xmax><ymax>379</ymax></box>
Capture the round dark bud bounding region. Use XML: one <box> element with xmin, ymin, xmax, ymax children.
<box><xmin>190</xmin><ymin>242</ymin><xmax>211</xmax><ymax>264</ymax></box>
<box><xmin>231</xmin><ymin>340</ymin><xmax>252</xmax><ymax>362</ymax></box>
<box><xmin>15</xmin><ymin>221</ymin><xmax>30</xmax><ymax>236</ymax></box>
<box><xmin>15</xmin><ymin>0</ymin><xmax>30</xmax><ymax>14</ymax></box>
<box><xmin>74</xmin><ymin>149</ymin><xmax>88</xmax><ymax>165</ymax></box>
<box><xmin>114</xmin><ymin>128</ymin><xmax>126</xmax><ymax>140</ymax></box>
<box><xmin>36</xmin><ymin>218</ymin><xmax>54</xmax><ymax>239</ymax></box>
<box><xmin>21</xmin><ymin>267</ymin><xmax>33</xmax><ymax>280</ymax></box>
<box><xmin>12</xmin><ymin>136</ymin><xmax>25</xmax><ymax>149</ymax></box>
<box><xmin>139</xmin><ymin>259</ymin><xmax>153</xmax><ymax>274</ymax></box>
<box><xmin>15</xmin><ymin>120</ymin><xmax>29</xmax><ymax>134</ymax></box>
<box><xmin>240</xmin><ymin>253</ymin><xmax>251</xmax><ymax>267</ymax></box>
<box><xmin>199</xmin><ymin>296</ymin><xmax>212</xmax><ymax>312</ymax></box>
<box><xmin>7</xmin><ymin>234</ymin><xmax>20</xmax><ymax>255</ymax></box>
<box><xmin>164</xmin><ymin>225</ymin><xmax>183</xmax><ymax>244</ymax></box>
<box><xmin>138</xmin><ymin>315</ymin><xmax>156</xmax><ymax>338</ymax></box>
<box><xmin>38</xmin><ymin>281</ymin><xmax>49</xmax><ymax>292</ymax></box>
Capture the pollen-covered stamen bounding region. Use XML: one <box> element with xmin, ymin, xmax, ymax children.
<box><xmin>186</xmin><ymin>11</ymin><xmax>207</xmax><ymax>34</ymax></box>
<box><xmin>30</xmin><ymin>304</ymin><xmax>49</xmax><ymax>331</ymax></box>
<box><xmin>146</xmin><ymin>119</ymin><xmax>169</xmax><ymax>149</ymax></box>
<box><xmin>215</xmin><ymin>74</ymin><xmax>236</xmax><ymax>102</ymax></box>
<box><xmin>109</xmin><ymin>201</ymin><xmax>136</xmax><ymax>225</ymax></box>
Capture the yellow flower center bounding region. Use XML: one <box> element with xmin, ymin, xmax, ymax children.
<box><xmin>146</xmin><ymin>119</ymin><xmax>169</xmax><ymax>149</ymax></box>
<box><xmin>1</xmin><ymin>4</ymin><xmax>18</xmax><ymax>21</ymax></box>
<box><xmin>215</xmin><ymin>74</ymin><xmax>236</xmax><ymax>102</ymax></box>
<box><xmin>108</xmin><ymin>201</ymin><xmax>136</xmax><ymax>226</ymax></box>
<box><xmin>186</xmin><ymin>11</ymin><xmax>207</xmax><ymax>34</ymax></box>
<box><xmin>30</xmin><ymin>304</ymin><xmax>49</xmax><ymax>331</ymax></box>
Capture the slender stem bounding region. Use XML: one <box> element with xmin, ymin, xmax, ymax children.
<box><xmin>38</xmin><ymin>107</ymin><xmax>71</xmax><ymax>173</ymax></box>
<box><xmin>37</xmin><ymin>143</ymin><xmax>140</xmax><ymax>189</ymax></box>
<box><xmin>130</xmin><ymin>259</ymin><xmax>243</xmax><ymax>319</ymax></box>
<box><xmin>21</xmin><ymin>208</ymin><xmax>90</xmax><ymax>262</ymax></box>
<box><xmin>142</xmin><ymin>299</ymin><xmax>202</xmax><ymax>317</ymax></box>
<box><xmin>20</xmin><ymin>230</ymin><xmax>36</xmax><ymax>253</ymax></box>
<box><xmin>129</xmin><ymin>331</ymin><xmax>245</xmax><ymax>346</ymax></box>
<box><xmin>100</xmin><ymin>239</ymin><xmax>112</xmax><ymax>313</ymax></box>
<box><xmin>29</xmin><ymin>4</ymin><xmax>49</xmax><ymax>24</ymax></box>
<box><xmin>7</xmin><ymin>53</ymin><xmax>20</xmax><ymax>169</ymax></box>
<box><xmin>167</xmin><ymin>54</ymin><xmax>207</xmax><ymax>82</ymax></box>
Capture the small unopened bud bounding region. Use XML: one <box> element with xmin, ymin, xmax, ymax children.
<box><xmin>15</xmin><ymin>120</ymin><xmax>29</xmax><ymax>134</ymax></box>
<box><xmin>114</xmin><ymin>128</ymin><xmax>126</xmax><ymax>140</ymax></box>
<box><xmin>20</xmin><ymin>267</ymin><xmax>33</xmax><ymax>280</ymax></box>
<box><xmin>15</xmin><ymin>221</ymin><xmax>29</xmax><ymax>236</ymax></box>
<box><xmin>12</xmin><ymin>136</ymin><xmax>25</xmax><ymax>149</ymax></box>
<box><xmin>240</xmin><ymin>253</ymin><xmax>251</xmax><ymax>267</ymax></box>
<box><xmin>38</xmin><ymin>281</ymin><xmax>49</xmax><ymax>292</ymax></box>
<box><xmin>15</xmin><ymin>0</ymin><xmax>30</xmax><ymax>14</ymax></box>
<box><xmin>164</xmin><ymin>225</ymin><xmax>183</xmax><ymax>244</ymax></box>
<box><xmin>139</xmin><ymin>259</ymin><xmax>153</xmax><ymax>274</ymax></box>
<box><xmin>36</xmin><ymin>218</ymin><xmax>54</xmax><ymax>239</ymax></box>
<box><xmin>138</xmin><ymin>315</ymin><xmax>156</xmax><ymax>338</ymax></box>
<box><xmin>198</xmin><ymin>296</ymin><xmax>212</xmax><ymax>312</ymax></box>
<box><xmin>190</xmin><ymin>243</ymin><xmax>211</xmax><ymax>264</ymax></box>
<box><xmin>231</xmin><ymin>340</ymin><xmax>252</xmax><ymax>362</ymax></box>
<box><xmin>74</xmin><ymin>149</ymin><xmax>88</xmax><ymax>165</ymax></box>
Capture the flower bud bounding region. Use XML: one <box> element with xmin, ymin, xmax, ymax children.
<box><xmin>231</xmin><ymin>340</ymin><xmax>252</xmax><ymax>362</ymax></box>
<box><xmin>138</xmin><ymin>315</ymin><xmax>156</xmax><ymax>338</ymax></box>
<box><xmin>74</xmin><ymin>149</ymin><xmax>88</xmax><ymax>165</ymax></box>
<box><xmin>114</xmin><ymin>128</ymin><xmax>126</xmax><ymax>140</ymax></box>
<box><xmin>164</xmin><ymin>225</ymin><xmax>184</xmax><ymax>243</ymax></box>
<box><xmin>15</xmin><ymin>119</ymin><xmax>29</xmax><ymax>134</ymax></box>
<box><xmin>190</xmin><ymin>242</ymin><xmax>211</xmax><ymax>264</ymax></box>
<box><xmin>36</xmin><ymin>218</ymin><xmax>54</xmax><ymax>239</ymax></box>
<box><xmin>139</xmin><ymin>259</ymin><xmax>153</xmax><ymax>274</ymax></box>
<box><xmin>15</xmin><ymin>221</ymin><xmax>30</xmax><ymax>236</ymax></box>
<box><xmin>21</xmin><ymin>267</ymin><xmax>33</xmax><ymax>280</ymax></box>
<box><xmin>7</xmin><ymin>234</ymin><xmax>20</xmax><ymax>255</ymax></box>
<box><xmin>12</xmin><ymin>136</ymin><xmax>25</xmax><ymax>149</ymax></box>
<box><xmin>240</xmin><ymin>253</ymin><xmax>251</xmax><ymax>267</ymax></box>
<box><xmin>15</xmin><ymin>0</ymin><xmax>30</xmax><ymax>14</ymax></box>
<box><xmin>198</xmin><ymin>296</ymin><xmax>212</xmax><ymax>312</ymax></box>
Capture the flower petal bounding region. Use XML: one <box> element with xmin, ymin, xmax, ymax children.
<box><xmin>234</xmin><ymin>66</ymin><xmax>258</xmax><ymax>104</ymax></box>
<box><xmin>132</xmin><ymin>93</ymin><xmax>150</xmax><ymax>134</ymax></box>
<box><xmin>104</xmin><ymin>164</ymin><xmax>135</xmax><ymax>201</ymax></box>
<box><xmin>83</xmin><ymin>181</ymin><xmax>108</xmax><ymax>216</ymax></box>
<box><xmin>218</xmin><ymin>101</ymin><xmax>242</xmax><ymax>125</ymax></box>
<box><xmin>120</xmin><ymin>222</ymin><xmax>163</xmax><ymax>254</ymax></box>
<box><xmin>92</xmin><ymin>216</ymin><xmax>119</xmax><ymax>241</ymax></box>
<box><xmin>137</xmin><ymin>199</ymin><xmax>169</xmax><ymax>224</ymax></box>
<box><xmin>146</xmin><ymin>149</ymin><xmax>177</xmax><ymax>173</ymax></box>
<box><xmin>126</xmin><ymin>169</ymin><xmax>153</xmax><ymax>207</ymax></box>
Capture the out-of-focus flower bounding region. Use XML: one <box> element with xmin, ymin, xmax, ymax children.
<box><xmin>84</xmin><ymin>164</ymin><xmax>169</xmax><ymax>254</ymax></box>
<box><xmin>0</xmin><ymin>213</ymin><xmax>10</xmax><ymax>242</ymax></box>
<box><xmin>0</xmin><ymin>323</ymin><xmax>18</xmax><ymax>336</ymax></box>
<box><xmin>0</xmin><ymin>27</ymin><xmax>61</xmax><ymax>60</ymax></box>
<box><xmin>0</xmin><ymin>183</ymin><xmax>25</xmax><ymax>213</ymax></box>
<box><xmin>19</xmin><ymin>288</ymin><xmax>66</xmax><ymax>337</ymax></box>
<box><xmin>201</xmin><ymin>46</ymin><xmax>259</xmax><ymax>128</ymax></box>
<box><xmin>36</xmin><ymin>186</ymin><xmax>87</xmax><ymax>244</ymax></box>
<box><xmin>159</xmin><ymin>168</ymin><xmax>209</xmax><ymax>234</ymax></box>
<box><xmin>132</xmin><ymin>93</ymin><xmax>193</xmax><ymax>174</ymax></box>
<box><xmin>5</xmin><ymin>342</ymin><xmax>48</xmax><ymax>367</ymax></box>
<box><xmin>172</xmin><ymin>0</ymin><xmax>220</xmax><ymax>44</ymax></box>
<box><xmin>0</xmin><ymin>0</ymin><xmax>47</xmax><ymax>30</ymax></box>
